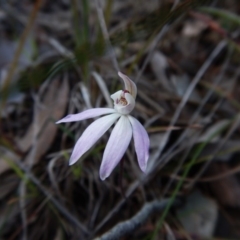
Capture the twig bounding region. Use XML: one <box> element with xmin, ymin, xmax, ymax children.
<box><xmin>92</xmin><ymin>72</ymin><xmax>113</xmax><ymax>108</ymax></box>
<box><xmin>19</xmin><ymin>182</ymin><xmax>27</xmax><ymax>240</ymax></box>
<box><xmin>135</xmin><ymin>0</ymin><xmax>185</xmax><ymax>84</ymax></box>
<box><xmin>12</xmin><ymin>159</ymin><xmax>89</xmax><ymax>237</ymax></box>
<box><xmin>187</xmin><ymin>113</ymin><xmax>240</xmax><ymax>189</ymax></box>
<box><xmin>136</xmin><ymin>24</ymin><xmax>170</xmax><ymax>83</ymax></box>
<box><xmin>94</xmin><ymin>0</ymin><xmax>119</xmax><ymax>72</ymax></box>
<box><xmin>147</xmin><ymin>40</ymin><xmax>227</xmax><ymax>174</ymax></box>
<box><xmin>161</xmin><ymin>51</ymin><xmax>231</xmax><ymax>196</ymax></box>
<box><xmin>185</xmin><ymin>64</ymin><xmax>240</xmax><ymax>189</ymax></box>
<box><xmin>93</xmin><ymin>199</ymin><xmax>175</xmax><ymax>240</ymax></box>
<box><xmin>94</xmin><ymin>180</ymin><xmax>139</xmax><ymax>233</ymax></box>
<box><xmin>171</xmin><ymin>162</ymin><xmax>240</xmax><ymax>182</ymax></box>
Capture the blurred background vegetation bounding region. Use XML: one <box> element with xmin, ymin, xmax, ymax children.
<box><xmin>1</xmin><ymin>0</ymin><xmax>240</xmax><ymax>239</ymax></box>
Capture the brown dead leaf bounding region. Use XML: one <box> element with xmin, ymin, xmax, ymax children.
<box><xmin>206</xmin><ymin>163</ymin><xmax>240</xmax><ymax>207</ymax></box>
<box><xmin>17</xmin><ymin>77</ymin><xmax>69</xmax><ymax>166</ymax></box>
<box><xmin>182</xmin><ymin>19</ymin><xmax>207</xmax><ymax>37</ymax></box>
<box><xmin>203</xmin><ymin>163</ymin><xmax>240</xmax><ymax>237</ymax></box>
<box><xmin>189</xmin><ymin>11</ymin><xmax>227</xmax><ymax>38</ymax></box>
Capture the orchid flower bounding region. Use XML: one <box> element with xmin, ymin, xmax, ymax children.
<box><xmin>56</xmin><ymin>72</ymin><xmax>149</xmax><ymax>180</ymax></box>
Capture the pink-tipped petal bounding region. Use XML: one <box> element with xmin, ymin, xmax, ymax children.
<box><xmin>118</xmin><ymin>72</ymin><xmax>137</xmax><ymax>99</ymax></box>
<box><xmin>128</xmin><ymin>116</ymin><xmax>149</xmax><ymax>172</ymax></box>
<box><xmin>69</xmin><ymin>113</ymin><xmax>120</xmax><ymax>165</ymax></box>
<box><xmin>56</xmin><ymin>108</ymin><xmax>116</xmax><ymax>124</ymax></box>
<box><xmin>100</xmin><ymin>116</ymin><xmax>132</xmax><ymax>180</ymax></box>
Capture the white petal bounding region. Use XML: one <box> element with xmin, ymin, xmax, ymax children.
<box><xmin>110</xmin><ymin>90</ymin><xmax>122</xmax><ymax>102</ymax></box>
<box><xmin>56</xmin><ymin>108</ymin><xmax>116</xmax><ymax>124</ymax></box>
<box><xmin>100</xmin><ymin>116</ymin><xmax>132</xmax><ymax>180</ymax></box>
<box><xmin>114</xmin><ymin>93</ymin><xmax>135</xmax><ymax>115</ymax></box>
<box><xmin>128</xmin><ymin>116</ymin><xmax>149</xmax><ymax>172</ymax></box>
<box><xmin>69</xmin><ymin>113</ymin><xmax>120</xmax><ymax>165</ymax></box>
<box><xmin>118</xmin><ymin>72</ymin><xmax>137</xmax><ymax>99</ymax></box>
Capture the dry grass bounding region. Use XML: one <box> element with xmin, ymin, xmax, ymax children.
<box><xmin>1</xmin><ymin>0</ymin><xmax>240</xmax><ymax>239</ymax></box>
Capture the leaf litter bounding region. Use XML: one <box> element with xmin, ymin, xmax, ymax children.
<box><xmin>1</xmin><ymin>0</ymin><xmax>240</xmax><ymax>239</ymax></box>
